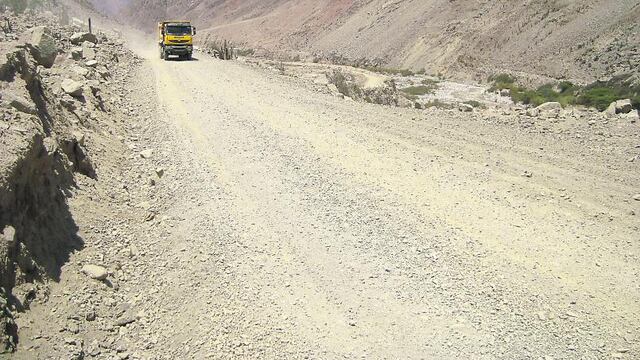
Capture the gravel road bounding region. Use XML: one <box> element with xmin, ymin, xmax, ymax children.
<box><xmin>95</xmin><ymin>43</ymin><xmax>639</xmax><ymax>359</ymax></box>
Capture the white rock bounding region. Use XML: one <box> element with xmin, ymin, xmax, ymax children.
<box><xmin>81</xmin><ymin>264</ymin><xmax>108</xmax><ymax>280</ymax></box>
<box><xmin>140</xmin><ymin>149</ymin><xmax>153</xmax><ymax>159</ymax></box>
<box><xmin>61</xmin><ymin>79</ymin><xmax>83</xmax><ymax>97</ymax></box>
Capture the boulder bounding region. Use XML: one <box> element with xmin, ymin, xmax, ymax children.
<box><xmin>70</xmin><ymin>32</ymin><xmax>98</xmax><ymax>45</ymax></box>
<box><xmin>24</xmin><ymin>26</ymin><xmax>58</xmax><ymax>68</ymax></box>
<box><xmin>61</xmin><ymin>79</ymin><xmax>83</xmax><ymax>97</ymax></box>
<box><xmin>614</xmin><ymin>99</ymin><xmax>633</xmax><ymax>114</ymax></box>
<box><xmin>499</xmin><ymin>88</ymin><xmax>511</xmax><ymax>97</ymax></box>
<box><xmin>85</xmin><ymin>60</ymin><xmax>98</xmax><ymax>68</ymax></box>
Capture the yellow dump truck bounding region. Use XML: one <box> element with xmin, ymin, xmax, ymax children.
<box><xmin>158</xmin><ymin>21</ymin><xmax>196</xmax><ymax>60</ymax></box>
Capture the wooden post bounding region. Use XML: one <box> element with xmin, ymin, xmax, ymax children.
<box><xmin>88</xmin><ymin>18</ymin><xmax>92</xmax><ymax>34</ymax></box>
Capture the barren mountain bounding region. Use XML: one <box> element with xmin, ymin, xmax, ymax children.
<box><xmin>121</xmin><ymin>0</ymin><xmax>640</xmax><ymax>82</ymax></box>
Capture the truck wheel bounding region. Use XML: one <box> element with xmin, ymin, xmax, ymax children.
<box><xmin>187</xmin><ymin>53</ymin><xmax>192</xmax><ymax>61</ymax></box>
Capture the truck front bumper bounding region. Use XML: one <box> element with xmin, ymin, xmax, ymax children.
<box><xmin>164</xmin><ymin>45</ymin><xmax>193</xmax><ymax>55</ymax></box>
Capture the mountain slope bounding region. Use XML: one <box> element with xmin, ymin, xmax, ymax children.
<box><xmin>121</xmin><ymin>0</ymin><xmax>640</xmax><ymax>82</ymax></box>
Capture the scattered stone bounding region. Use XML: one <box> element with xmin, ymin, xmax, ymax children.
<box><xmin>140</xmin><ymin>149</ymin><xmax>154</xmax><ymax>159</ymax></box>
<box><xmin>522</xmin><ymin>171</ymin><xmax>533</xmax><ymax>178</ymax></box>
<box><xmin>61</xmin><ymin>79</ymin><xmax>84</xmax><ymax>97</ymax></box>
<box><xmin>633</xmin><ymin>194</ymin><xmax>640</xmax><ymax>201</ymax></box>
<box><xmin>81</xmin><ymin>264</ymin><xmax>108</xmax><ymax>281</ymax></box>
<box><xmin>85</xmin><ymin>60</ymin><xmax>98</xmax><ymax>67</ymax></box>
<box><xmin>500</xmin><ymin>88</ymin><xmax>511</xmax><ymax>97</ymax></box>
<box><xmin>70</xmin><ymin>32</ymin><xmax>98</xmax><ymax>45</ymax></box>
<box><xmin>155</xmin><ymin>168</ymin><xmax>165</xmax><ymax>178</ymax></box>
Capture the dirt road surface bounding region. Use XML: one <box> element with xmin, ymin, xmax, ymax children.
<box><xmin>107</xmin><ymin>39</ymin><xmax>640</xmax><ymax>358</ymax></box>
<box><xmin>15</xmin><ymin>36</ymin><xmax>638</xmax><ymax>358</ymax></box>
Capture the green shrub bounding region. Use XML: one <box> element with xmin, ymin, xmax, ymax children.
<box><xmin>401</xmin><ymin>85</ymin><xmax>436</xmax><ymax>96</ymax></box>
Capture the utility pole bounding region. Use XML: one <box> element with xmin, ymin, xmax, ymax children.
<box><xmin>88</xmin><ymin>18</ymin><xmax>92</xmax><ymax>34</ymax></box>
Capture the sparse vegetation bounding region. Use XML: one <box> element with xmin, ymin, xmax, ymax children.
<box><xmin>235</xmin><ymin>48</ymin><xmax>255</xmax><ymax>57</ymax></box>
<box><xmin>463</xmin><ymin>100</ymin><xmax>484</xmax><ymax>109</ymax></box>
<box><xmin>423</xmin><ymin>99</ymin><xmax>454</xmax><ymax>109</ymax></box>
<box><xmin>489</xmin><ymin>73</ymin><xmax>640</xmax><ymax>110</ymax></box>
<box><xmin>401</xmin><ymin>85</ymin><xmax>435</xmax><ymax>96</ymax></box>
<box><xmin>205</xmin><ymin>38</ymin><xmax>236</xmax><ymax>60</ymax></box>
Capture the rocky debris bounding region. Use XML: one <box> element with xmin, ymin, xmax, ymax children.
<box><xmin>23</xmin><ymin>26</ymin><xmax>58</xmax><ymax>68</ymax></box>
<box><xmin>61</xmin><ymin>79</ymin><xmax>83</xmax><ymax>97</ymax></box>
<box><xmin>0</xmin><ymin>9</ymin><xmax>145</xmax><ymax>356</ymax></box>
<box><xmin>81</xmin><ymin>264</ymin><xmax>108</xmax><ymax>280</ymax></box>
<box><xmin>633</xmin><ymin>194</ymin><xmax>640</xmax><ymax>201</ymax></box>
<box><xmin>70</xmin><ymin>32</ymin><xmax>98</xmax><ymax>45</ymax></box>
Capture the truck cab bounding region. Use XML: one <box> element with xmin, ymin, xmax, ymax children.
<box><xmin>158</xmin><ymin>21</ymin><xmax>196</xmax><ymax>60</ymax></box>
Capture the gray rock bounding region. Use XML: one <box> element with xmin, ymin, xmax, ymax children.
<box><xmin>70</xmin><ymin>32</ymin><xmax>98</xmax><ymax>45</ymax></box>
<box><xmin>500</xmin><ymin>88</ymin><xmax>511</xmax><ymax>97</ymax></box>
<box><xmin>61</xmin><ymin>79</ymin><xmax>83</xmax><ymax>97</ymax></box>
<box><xmin>81</xmin><ymin>264</ymin><xmax>108</xmax><ymax>280</ymax></box>
<box><xmin>70</xmin><ymin>47</ymin><xmax>83</xmax><ymax>61</ymax></box>
<box><xmin>633</xmin><ymin>194</ymin><xmax>640</xmax><ymax>201</ymax></box>
<box><xmin>24</xmin><ymin>26</ymin><xmax>58</xmax><ymax>68</ymax></box>
<box><xmin>3</xmin><ymin>93</ymin><xmax>37</xmax><ymax>114</ymax></box>
<box><xmin>85</xmin><ymin>60</ymin><xmax>98</xmax><ymax>67</ymax></box>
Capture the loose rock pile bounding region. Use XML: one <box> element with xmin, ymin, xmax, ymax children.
<box><xmin>0</xmin><ymin>10</ymin><xmax>143</xmax><ymax>355</ymax></box>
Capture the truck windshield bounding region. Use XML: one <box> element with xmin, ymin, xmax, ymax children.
<box><xmin>166</xmin><ymin>25</ymin><xmax>192</xmax><ymax>35</ymax></box>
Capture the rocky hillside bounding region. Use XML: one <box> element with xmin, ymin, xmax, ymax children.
<box><xmin>120</xmin><ymin>0</ymin><xmax>640</xmax><ymax>83</ymax></box>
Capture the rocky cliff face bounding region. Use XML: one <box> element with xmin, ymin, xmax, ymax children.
<box><xmin>120</xmin><ymin>0</ymin><xmax>640</xmax><ymax>83</ymax></box>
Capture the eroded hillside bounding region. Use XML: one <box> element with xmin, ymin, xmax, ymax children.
<box><xmin>121</xmin><ymin>0</ymin><xmax>640</xmax><ymax>83</ymax></box>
